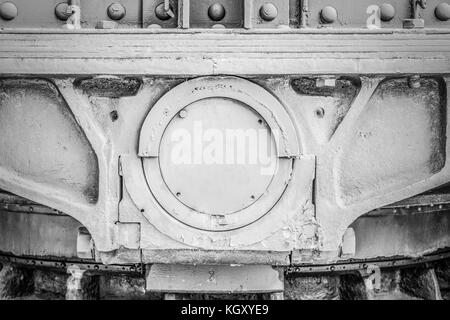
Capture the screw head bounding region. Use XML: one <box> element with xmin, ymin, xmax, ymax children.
<box><xmin>208</xmin><ymin>3</ymin><xmax>226</xmax><ymax>22</ymax></box>
<box><xmin>155</xmin><ymin>2</ymin><xmax>173</xmax><ymax>21</ymax></box>
<box><xmin>435</xmin><ymin>3</ymin><xmax>450</xmax><ymax>21</ymax></box>
<box><xmin>320</xmin><ymin>6</ymin><xmax>338</xmax><ymax>24</ymax></box>
<box><xmin>380</xmin><ymin>3</ymin><xmax>396</xmax><ymax>22</ymax></box>
<box><xmin>179</xmin><ymin>110</ymin><xmax>188</xmax><ymax>118</ymax></box>
<box><xmin>55</xmin><ymin>2</ymin><xmax>71</xmax><ymax>21</ymax></box>
<box><xmin>0</xmin><ymin>2</ymin><xmax>18</xmax><ymax>21</ymax></box>
<box><xmin>260</xmin><ymin>3</ymin><xmax>278</xmax><ymax>21</ymax></box>
<box><xmin>107</xmin><ymin>3</ymin><xmax>126</xmax><ymax>21</ymax></box>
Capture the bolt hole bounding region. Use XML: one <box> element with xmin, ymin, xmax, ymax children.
<box><xmin>315</xmin><ymin>108</ymin><xmax>325</xmax><ymax>118</ymax></box>
<box><xmin>251</xmin><ymin>195</ymin><xmax>256</xmax><ymax>200</ymax></box>
<box><xmin>140</xmin><ymin>209</ymin><xmax>145</xmax><ymax>213</ymax></box>
<box><xmin>176</xmin><ymin>192</ymin><xmax>181</xmax><ymax>197</ymax></box>
<box><xmin>110</xmin><ymin>110</ymin><xmax>119</xmax><ymax>122</ymax></box>
<box><xmin>258</xmin><ymin>119</ymin><xmax>263</xmax><ymax>125</ymax></box>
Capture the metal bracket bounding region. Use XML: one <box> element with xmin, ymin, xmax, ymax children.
<box><xmin>115</xmin><ymin>222</ymin><xmax>141</xmax><ymax>250</ymax></box>
<box><xmin>403</xmin><ymin>0</ymin><xmax>427</xmax><ymax>29</ymax></box>
<box><xmin>62</xmin><ymin>0</ymin><xmax>81</xmax><ymax>30</ymax></box>
<box><xmin>358</xmin><ymin>265</ymin><xmax>381</xmax><ymax>291</ymax></box>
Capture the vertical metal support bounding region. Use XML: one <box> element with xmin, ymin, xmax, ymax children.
<box><xmin>63</xmin><ymin>0</ymin><xmax>81</xmax><ymax>30</ymax></box>
<box><xmin>244</xmin><ymin>0</ymin><xmax>253</xmax><ymax>29</ymax></box>
<box><xmin>66</xmin><ymin>265</ymin><xmax>99</xmax><ymax>300</ymax></box>
<box><xmin>76</xmin><ymin>227</ymin><xmax>95</xmax><ymax>259</ymax></box>
<box><xmin>358</xmin><ymin>265</ymin><xmax>381</xmax><ymax>299</ymax></box>
<box><xmin>179</xmin><ymin>0</ymin><xmax>190</xmax><ymax>29</ymax></box>
<box><xmin>301</xmin><ymin>0</ymin><xmax>309</xmax><ymax>28</ymax></box>
<box><xmin>403</xmin><ymin>0</ymin><xmax>426</xmax><ymax>29</ymax></box>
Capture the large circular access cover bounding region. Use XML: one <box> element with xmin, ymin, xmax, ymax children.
<box><xmin>138</xmin><ymin>76</ymin><xmax>300</xmax><ymax>233</ymax></box>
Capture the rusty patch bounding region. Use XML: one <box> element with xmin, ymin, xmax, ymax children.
<box><xmin>75</xmin><ymin>77</ymin><xmax>142</xmax><ymax>98</ymax></box>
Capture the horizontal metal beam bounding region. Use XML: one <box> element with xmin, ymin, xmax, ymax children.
<box><xmin>0</xmin><ymin>32</ymin><xmax>449</xmax><ymax>75</ymax></box>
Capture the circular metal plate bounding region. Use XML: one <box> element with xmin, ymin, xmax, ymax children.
<box><xmin>158</xmin><ymin>97</ymin><xmax>277</xmax><ymax>216</ymax></box>
<box><xmin>136</xmin><ymin>76</ymin><xmax>302</xmax><ymax>235</ymax></box>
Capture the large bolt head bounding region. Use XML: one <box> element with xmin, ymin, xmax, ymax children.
<box><xmin>435</xmin><ymin>3</ymin><xmax>450</xmax><ymax>21</ymax></box>
<box><xmin>260</xmin><ymin>3</ymin><xmax>278</xmax><ymax>21</ymax></box>
<box><xmin>380</xmin><ymin>3</ymin><xmax>396</xmax><ymax>22</ymax></box>
<box><xmin>107</xmin><ymin>3</ymin><xmax>126</xmax><ymax>21</ymax></box>
<box><xmin>320</xmin><ymin>6</ymin><xmax>337</xmax><ymax>24</ymax></box>
<box><xmin>55</xmin><ymin>2</ymin><xmax>71</xmax><ymax>21</ymax></box>
<box><xmin>208</xmin><ymin>3</ymin><xmax>226</xmax><ymax>22</ymax></box>
<box><xmin>155</xmin><ymin>2</ymin><xmax>172</xmax><ymax>21</ymax></box>
<box><xmin>0</xmin><ymin>2</ymin><xmax>18</xmax><ymax>20</ymax></box>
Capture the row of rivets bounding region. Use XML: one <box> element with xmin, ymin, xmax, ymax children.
<box><xmin>55</xmin><ymin>2</ymin><xmax>126</xmax><ymax>21</ymax></box>
<box><xmin>320</xmin><ymin>3</ymin><xmax>450</xmax><ymax>24</ymax></box>
<box><xmin>207</xmin><ymin>3</ymin><xmax>279</xmax><ymax>22</ymax></box>
<box><xmin>1</xmin><ymin>1</ymin><xmax>448</xmax><ymax>24</ymax></box>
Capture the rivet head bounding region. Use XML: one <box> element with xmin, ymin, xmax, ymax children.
<box><xmin>380</xmin><ymin>3</ymin><xmax>396</xmax><ymax>22</ymax></box>
<box><xmin>155</xmin><ymin>2</ymin><xmax>173</xmax><ymax>21</ymax></box>
<box><xmin>107</xmin><ymin>3</ymin><xmax>126</xmax><ymax>21</ymax></box>
<box><xmin>320</xmin><ymin>6</ymin><xmax>337</xmax><ymax>24</ymax></box>
<box><xmin>435</xmin><ymin>3</ymin><xmax>450</xmax><ymax>21</ymax></box>
<box><xmin>260</xmin><ymin>3</ymin><xmax>278</xmax><ymax>21</ymax></box>
<box><xmin>208</xmin><ymin>3</ymin><xmax>226</xmax><ymax>22</ymax></box>
<box><xmin>55</xmin><ymin>2</ymin><xmax>71</xmax><ymax>21</ymax></box>
<box><xmin>0</xmin><ymin>2</ymin><xmax>18</xmax><ymax>21</ymax></box>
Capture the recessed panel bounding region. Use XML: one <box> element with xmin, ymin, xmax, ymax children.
<box><xmin>337</xmin><ymin>78</ymin><xmax>446</xmax><ymax>205</ymax></box>
<box><xmin>158</xmin><ymin>97</ymin><xmax>277</xmax><ymax>216</ymax></box>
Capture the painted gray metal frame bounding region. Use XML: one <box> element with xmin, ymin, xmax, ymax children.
<box><xmin>1</xmin><ymin>29</ymin><xmax>450</xmax><ymax>263</ymax></box>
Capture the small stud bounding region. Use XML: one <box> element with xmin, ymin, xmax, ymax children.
<box><xmin>107</xmin><ymin>3</ymin><xmax>126</xmax><ymax>21</ymax></box>
<box><xmin>380</xmin><ymin>3</ymin><xmax>396</xmax><ymax>22</ymax></box>
<box><xmin>208</xmin><ymin>3</ymin><xmax>226</xmax><ymax>22</ymax></box>
<box><xmin>55</xmin><ymin>2</ymin><xmax>71</xmax><ymax>21</ymax></box>
<box><xmin>0</xmin><ymin>2</ymin><xmax>18</xmax><ymax>21</ymax></box>
<box><xmin>320</xmin><ymin>6</ymin><xmax>338</xmax><ymax>24</ymax></box>
<box><xmin>435</xmin><ymin>3</ymin><xmax>450</xmax><ymax>21</ymax></box>
<box><xmin>260</xmin><ymin>3</ymin><xmax>278</xmax><ymax>22</ymax></box>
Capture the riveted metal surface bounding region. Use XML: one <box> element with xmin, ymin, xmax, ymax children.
<box><xmin>307</xmin><ymin>0</ymin><xmax>450</xmax><ymax>28</ymax></box>
<box><xmin>245</xmin><ymin>0</ymin><xmax>290</xmax><ymax>28</ymax></box>
<box><xmin>143</xmin><ymin>0</ymin><xmax>178</xmax><ymax>28</ymax></box>
<box><xmin>0</xmin><ymin>0</ymin><xmax>142</xmax><ymax>28</ymax></box>
<box><xmin>189</xmin><ymin>0</ymin><xmax>244</xmax><ymax>28</ymax></box>
<box><xmin>1</xmin><ymin>1</ymin><xmax>450</xmax><ymax>266</ymax></box>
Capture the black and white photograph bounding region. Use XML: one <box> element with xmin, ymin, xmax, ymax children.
<box><xmin>0</xmin><ymin>0</ymin><xmax>449</xmax><ymax>310</ymax></box>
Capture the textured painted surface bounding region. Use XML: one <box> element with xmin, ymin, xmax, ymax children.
<box><xmin>146</xmin><ymin>264</ymin><xmax>284</xmax><ymax>293</ymax></box>
<box><xmin>0</xmin><ymin>211</ymin><xmax>82</xmax><ymax>258</ymax></box>
<box><xmin>0</xmin><ymin>11</ymin><xmax>450</xmax><ymax>264</ymax></box>
<box><xmin>0</xmin><ymin>74</ymin><xmax>449</xmax><ymax>262</ymax></box>
<box><xmin>0</xmin><ymin>79</ymin><xmax>99</xmax><ymax>204</ymax></box>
